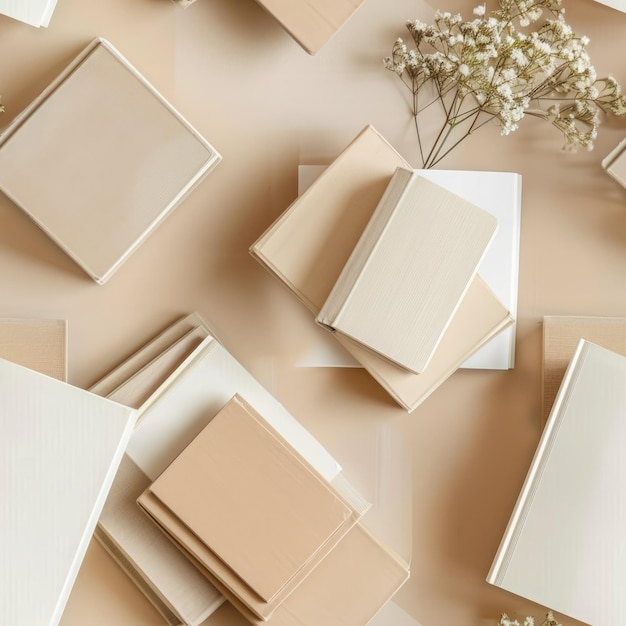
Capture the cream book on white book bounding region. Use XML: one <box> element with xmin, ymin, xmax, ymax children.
<box><xmin>487</xmin><ymin>340</ymin><xmax>626</xmax><ymax>625</ymax></box>
<box><xmin>0</xmin><ymin>38</ymin><xmax>221</xmax><ymax>284</ymax></box>
<box><xmin>0</xmin><ymin>358</ymin><xmax>137</xmax><ymax>626</ymax></box>
<box><xmin>0</xmin><ymin>0</ymin><xmax>58</xmax><ymax>27</ymax></box>
<box><xmin>298</xmin><ymin>165</ymin><xmax>521</xmax><ymax>370</ymax></box>
<box><xmin>317</xmin><ymin>167</ymin><xmax>498</xmax><ymax>374</ymax></box>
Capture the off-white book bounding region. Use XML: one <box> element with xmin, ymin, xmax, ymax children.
<box><xmin>317</xmin><ymin>168</ymin><xmax>498</xmax><ymax>374</ymax></box>
<box><xmin>253</xmin><ymin>0</ymin><xmax>366</xmax><ymax>55</ymax></box>
<box><xmin>488</xmin><ymin>340</ymin><xmax>626</xmax><ymax>625</ymax></box>
<box><xmin>0</xmin><ymin>318</ymin><xmax>67</xmax><ymax>380</ymax></box>
<box><xmin>298</xmin><ymin>165</ymin><xmax>522</xmax><ymax>370</ymax></box>
<box><xmin>0</xmin><ymin>359</ymin><xmax>137</xmax><ymax>626</ymax></box>
<box><xmin>592</xmin><ymin>0</ymin><xmax>626</xmax><ymax>13</ymax></box>
<box><xmin>251</xmin><ymin>125</ymin><xmax>514</xmax><ymax>411</ymax></box>
<box><xmin>0</xmin><ymin>0</ymin><xmax>58</xmax><ymax>27</ymax></box>
<box><xmin>542</xmin><ymin>315</ymin><xmax>626</xmax><ymax>423</ymax></box>
<box><xmin>602</xmin><ymin>136</ymin><xmax>626</xmax><ymax>188</ymax></box>
<box><xmin>0</xmin><ymin>38</ymin><xmax>221</xmax><ymax>284</ymax></box>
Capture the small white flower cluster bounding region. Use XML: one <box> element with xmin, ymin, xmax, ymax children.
<box><xmin>383</xmin><ymin>0</ymin><xmax>626</xmax><ymax>167</ymax></box>
<box><xmin>499</xmin><ymin>611</ymin><xmax>562</xmax><ymax>626</ymax></box>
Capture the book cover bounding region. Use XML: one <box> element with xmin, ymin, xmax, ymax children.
<box><xmin>253</xmin><ymin>0</ymin><xmax>366</xmax><ymax>54</ymax></box>
<box><xmin>0</xmin><ymin>38</ymin><xmax>221</xmax><ymax>284</ymax></box>
<box><xmin>0</xmin><ymin>0</ymin><xmax>58</xmax><ymax>27</ymax></box>
<box><xmin>0</xmin><ymin>359</ymin><xmax>136</xmax><ymax>626</ymax></box>
<box><xmin>0</xmin><ymin>318</ymin><xmax>67</xmax><ymax>380</ymax></box>
<box><xmin>602</xmin><ymin>136</ymin><xmax>626</xmax><ymax>189</ymax></box>
<box><xmin>251</xmin><ymin>125</ymin><xmax>513</xmax><ymax>411</ymax></box>
<box><xmin>488</xmin><ymin>340</ymin><xmax>626</xmax><ymax>625</ymax></box>
<box><xmin>542</xmin><ymin>315</ymin><xmax>626</xmax><ymax>422</ymax></box>
<box><xmin>316</xmin><ymin>168</ymin><xmax>498</xmax><ymax>374</ymax></box>
<box><xmin>298</xmin><ymin>165</ymin><xmax>522</xmax><ymax>370</ymax></box>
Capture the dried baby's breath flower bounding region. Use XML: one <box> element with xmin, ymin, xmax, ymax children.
<box><xmin>499</xmin><ymin>611</ymin><xmax>563</xmax><ymax>626</ymax></box>
<box><xmin>384</xmin><ymin>0</ymin><xmax>626</xmax><ymax>168</ymax></box>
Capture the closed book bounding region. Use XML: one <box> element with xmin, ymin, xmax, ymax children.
<box><xmin>1</xmin><ymin>359</ymin><xmax>137</xmax><ymax>626</ymax></box>
<box><xmin>0</xmin><ymin>0</ymin><xmax>58</xmax><ymax>27</ymax></box>
<box><xmin>0</xmin><ymin>317</ymin><xmax>67</xmax><ymax>380</ymax></box>
<box><xmin>602</xmin><ymin>136</ymin><xmax>626</xmax><ymax>188</ymax></box>
<box><xmin>488</xmin><ymin>340</ymin><xmax>626</xmax><ymax>625</ymax></box>
<box><xmin>253</xmin><ymin>0</ymin><xmax>365</xmax><ymax>55</ymax></box>
<box><xmin>542</xmin><ymin>315</ymin><xmax>626</xmax><ymax>422</ymax></box>
<box><xmin>250</xmin><ymin>125</ymin><xmax>514</xmax><ymax>411</ymax></box>
<box><xmin>317</xmin><ymin>168</ymin><xmax>498</xmax><ymax>374</ymax></box>
<box><xmin>0</xmin><ymin>38</ymin><xmax>221</xmax><ymax>284</ymax></box>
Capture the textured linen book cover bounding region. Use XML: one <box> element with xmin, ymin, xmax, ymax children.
<box><xmin>488</xmin><ymin>340</ymin><xmax>626</xmax><ymax>625</ymax></box>
<box><xmin>299</xmin><ymin>165</ymin><xmax>522</xmax><ymax>371</ymax></box>
<box><xmin>542</xmin><ymin>315</ymin><xmax>626</xmax><ymax>422</ymax></box>
<box><xmin>0</xmin><ymin>318</ymin><xmax>67</xmax><ymax>380</ymax></box>
<box><xmin>253</xmin><ymin>0</ymin><xmax>365</xmax><ymax>54</ymax></box>
<box><xmin>317</xmin><ymin>168</ymin><xmax>498</xmax><ymax>374</ymax></box>
<box><xmin>0</xmin><ymin>359</ymin><xmax>137</xmax><ymax>626</ymax></box>
<box><xmin>0</xmin><ymin>38</ymin><xmax>221</xmax><ymax>284</ymax></box>
<box><xmin>0</xmin><ymin>0</ymin><xmax>57</xmax><ymax>26</ymax></box>
<box><xmin>251</xmin><ymin>125</ymin><xmax>513</xmax><ymax>410</ymax></box>
<box><xmin>138</xmin><ymin>395</ymin><xmax>358</xmax><ymax>620</ymax></box>
<box><xmin>602</xmin><ymin>136</ymin><xmax>626</xmax><ymax>188</ymax></box>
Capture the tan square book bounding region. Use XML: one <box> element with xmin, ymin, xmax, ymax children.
<box><xmin>542</xmin><ymin>315</ymin><xmax>626</xmax><ymax>422</ymax></box>
<box><xmin>0</xmin><ymin>38</ymin><xmax>221</xmax><ymax>284</ymax></box>
<box><xmin>0</xmin><ymin>318</ymin><xmax>67</xmax><ymax>381</ymax></box>
<box><xmin>250</xmin><ymin>125</ymin><xmax>513</xmax><ymax>411</ymax></box>
<box><xmin>138</xmin><ymin>394</ymin><xmax>358</xmax><ymax>620</ymax></box>
<box><xmin>602</xmin><ymin>136</ymin><xmax>626</xmax><ymax>189</ymax></box>
<box><xmin>317</xmin><ymin>168</ymin><xmax>498</xmax><ymax>374</ymax></box>
<box><xmin>253</xmin><ymin>0</ymin><xmax>365</xmax><ymax>55</ymax></box>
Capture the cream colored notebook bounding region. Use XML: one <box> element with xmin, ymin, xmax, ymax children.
<box><xmin>602</xmin><ymin>136</ymin><xmax>626</xmax><ymax>189</ymax></box>
<box><xmin>0</xmin><ymin>318</ymin><xmax>67</xmax><ymax>380</ymax></box>
<box><xmin>253</xmin><ymin>0</ymin><xmax>365</xmax><ymax>54</ymax></box>
<box><xmin>488</xmin><ymin>340</ymin><xmax>626</xmax><ymax>625</ymax></box>
<box><xmin>317</xmin><ymin>168</ymin><xmax>498</xmax><ymax>374</ymax></box>
<box><xmin>0</xmin><ymin>38</ymin><xmax>221</xmax><ymax>284</ymax></box>
<box><xmin>0</xmin><ymin>0</ymin><xmax>57</xmax><ymax>27</ymax></box>
<box><xmin>138</xmin><ymin>394</ymin><xmax>358</xmax><ymax>620</ymax></box>
<box><xmin>250</xmin><ymin>126</ymin><xmax>513</xmax><ymax>411</ymax></box>
<box><xmin>542</xmin><ymin>315</ymin><xmax>626</xmax><ymax>422</ymax></box>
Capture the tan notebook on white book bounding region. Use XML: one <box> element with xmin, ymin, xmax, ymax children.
<box><xmin>542</xmin><ymin>315</ymin><xmax>626</xmax><ymax>422</ymax></box>
<box><xmin>317</xmin><ymin>167</ymin><xmax>498</xmax><ymax>374</ymax></box>
<box><xmin>602</xmin><ymin>136</ymin><xmax>626</xmax><ymax>189</ymax></box>
<box><xmin>0</xmin><ymin>38</ymin><xmax>221</xmax><ymax>284</ymax></box>
<box><xmin>250</xmin><ymin>125</ymin><xmax>514</xmax><ymax>411</ymax></box>
<box><xmin>488</xmin><ymin>340</ymin><xmax>626</xmax><ymax>625</ymax></box>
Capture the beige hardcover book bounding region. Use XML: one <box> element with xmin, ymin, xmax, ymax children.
<box><xmin>542</xmin><ymin>315</ymin><xmax>626</xmax><ymax>422</ymax></box>
<box><xmin>250</xmin><ymin>125</ymin><xmax>514</xmax><ymax>411</ymax></box>
<box><xmin>488</xmin><ymin>341</ymin><xmax>626</xmax><ymax>625</ymax></box>
<box><xmin>0</xmin><ymin>38</ymin><xmax>221</xmax><ymax>285</ymax></box>
<box><xmin>602</xmin><ymin>136</ymin><xmax>626</xmax><ymax>189</ymax></box>
<box><xmin>317</xmin><ymin>168</ymin><xmax>498</xmax><ymax>374</ymax></box>
<box><xmin>138</xmin><ymin>394</ymin><xmax>358</xmax><ymax>620</ymax></box>
<box><xmin>253</xmin><ymin>0</ymin><xmax>365</xmax><ymax>55</ymax></box>
<box><xmin>0</xmin><ymin>318</ymin><xmax>67</xmax><ymax>381</ymax></box>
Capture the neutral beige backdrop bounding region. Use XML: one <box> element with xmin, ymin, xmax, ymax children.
<box><xmin>1</xmin><ymin>0</ymin><xmax>625</xmax><ymax>625</ymax></box>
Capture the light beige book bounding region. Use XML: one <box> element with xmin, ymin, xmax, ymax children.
<box><xmin>250</xmin><ymin>125</ymin><xmax>514</xmax><ymax>411</ymax></box>
<box><xmin>317</xmin><ymin>168</ymin><xmax>498</xmax><ymax>374</ymax></box>
<box><xmin>602</xmin><ymin>136</ymin><xmax>626</xmax><ymax>189</ymax></box>
<box><xmin>253</xmin><ymin>0</ymin><xmax>365</xmax><ymax>55</ymax></box>
<box><xmin>0</xmin><ymin>318</ymin><xmax>67</xmax><ymax>380</ymax></box>
<box><xmin>138</xmin><ymin>394</ymin><xmax>359</xmax><ymax>621</ymax></box>
<box><xmin>542</xmin><ymin>315</ymin><xmax>626</xmax><ymax>422</ymax></box>
<box><xmin>488</xmin><ymin>340</ymin><xmax>626</xmax><ymax>625</ymax></box>
<box><xmin>0</xmin><ymin>38</ymin><xmax>221</xmax><ymax>285</ymax></box>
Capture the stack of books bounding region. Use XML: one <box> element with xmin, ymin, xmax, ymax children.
<box><xmin>250</xmin><ymin>125</ymin><xmax>515</xmax><ymax>412</ymax></box>
<box><xmin>602</xmin><ymin>136</ymin><xmax>626</xmax><ymax>189</ymax></box>
<box><xmin>487</xmin><ymin>316</ymin><xmax>626</xmax><ymax>624</ymax></box>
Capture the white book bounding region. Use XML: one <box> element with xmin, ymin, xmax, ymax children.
<box><xmin>0</xmin><ymin>358</ymin><xmax>137</xmax><ymax>626</ymax></box>
<box><xmin>316</xmin><ymin>168</ymin><xmax>498</xmax><ymax>374</ymax></box>
<box><xmin>487</xmin><ymin>340</ymin><xmax>626</xmax><ymax>625</ymax></box>
<box><xmin>298</xmin><ymin>165</ymin><xmax>522</xmax><ymax>370</ymax></box>
<box><xmin>0</xmin><ymin>38</ymin><xmax>221</xmax><ymax>284</ymax></box>
<box><xmin>0</xmin><ymin>0</ymin><xmax>58</xmax><ymax>27</ymax></box>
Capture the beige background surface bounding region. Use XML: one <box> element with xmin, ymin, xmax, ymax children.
<box><xmin>1</xmin><ymin>0</ymin><xmax>625</xmax><ymax>624</ymax></box>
